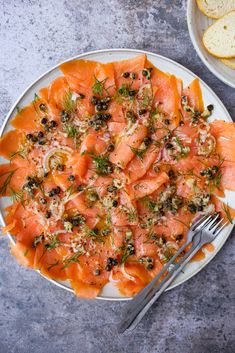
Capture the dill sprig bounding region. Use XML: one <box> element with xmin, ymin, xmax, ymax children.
<box><xmin>0</xmin><ymin>169</ymin><xmax>17</xmax><ymax>195</ymax></box>
<box><xmin>62</xmin><ymin>251</ymin><xmax>82</xmax><ymax>269</ymax></box>
<box><xmin>92</xmin><ymin>76</ymin><xmax>107</xmax><ymax>97</ymax></box>
<box><xmin>222</xmin><ymin>203</ymin><xmax>233</xmax><ymax>224</ymax></box>
<box><xmin>47</xmin><ymin>260</ymin><xmax>59</xmax><ymax>271</ymax></box>
<box><xmin>127</xmin><ymin>207</ymin><xmax>138</xmax><ymax>222</ymax></box>
<box><xmin>45</xmin><ymin>234</ymin><xmax>61</xmax><ymax>250</ymax></box>
<box><xmin>10</xmin><ymin>148</ymin><xmax>27</xmax><ymax>160</ymax></box>
<box><xmin>89</xmin><ymin>153</ymin><xmax>113</xmax><ymax>176</ymax></box>
<box><xmin>130</xmin><ymin>146</ymin><xmax>147</xmax><ymax>160</ymax></box>
<box><xmin>62</xmin><ymin>90</ymin><xmax>77</xmax><ymax>114</ymax></box>
<box><xmin>63</xmin><ymin>124</ymin><xmax>80</xmax><ymax>148</ymax></box>
<box><xmin>10</xmin><ymin>188</ymin><xmax>26</xmax><ymax>207</ymax></box>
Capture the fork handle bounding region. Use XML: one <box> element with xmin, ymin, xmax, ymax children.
<box><xmin>118</xmin><ymin>236</ymin><xmax>202</xmax><ymax>333</ymax></box>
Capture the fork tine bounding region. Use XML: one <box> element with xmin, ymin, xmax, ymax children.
<box><xmin>204</xmin><ymin>213</ymin><xmax>220</xmax><ymax>230</ymax></box>
<box><xmin>210</xmin><ymin>217</ymin><xmax>224</xmax><ymax>233</ymax></box>
<box><xmin>192</xmin><ymin>214</ymin><xmax>212</xmax><ymax>231</ymax></box>
<box><xmin>214</xmin><ymin>221</ymin><xmax>229</xmax><ymax>236</ymax></box>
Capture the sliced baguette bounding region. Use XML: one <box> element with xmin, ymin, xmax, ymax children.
<box><xmin>197</xmin><ymin>0</ymin><xmax>235</xmax><ymax>19</ymax></box>
<box><xmin>221</xmin><ymin>58</ymin><xmax>235</xmax><ymax>69</ymax></box>
<box><xmin>203</xmin><ymin>11</ymin><xmax>235</xmax><ymax>58</ymax></box>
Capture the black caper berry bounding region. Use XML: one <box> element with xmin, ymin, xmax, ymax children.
<box><xmin>77</xmin><ymin>185</ymin><xmax>84</xmax><ymax>191</ymax></box>
<box><xmin>56</xmin><ymin>164</ymin><xmax>65</xmax><ymax>171</ymax></box>
<box><xmin>197</xmin><ymin>205</ymin><xmax>203</xmax><ymax>211</ymax></box>
<box><xmin>105</xmin><ymin>264</ymin><xmax>112</xmax><ymax>272</ymax></box>
<box><xmin>168</xmin><ymin>169</ymin><xmax>175</xmax><ymax>178</ymax></box>
<box><xmin>55</xmin><ymin>186</ymin><xmax>61</xmax><ymax>195</ymax></box>
<box><xmin>107</xmin><ymin>186</ymin><xmax>117</xmax><ymax>193</ymax></box>
<box><xmin>129</xmin><ymin>90</ymin><xmax>136</xmax><ymax>97</ymax></box>
<box><xmin>122</xmin><ymin>72</ymin><xmax>130</xmax><ymax>78</ymax></box>
<box><xmin>61</xmin><ymin>110</ymin><xmax>70</xmax><ymax>123</ymax></box>
<box><xmin>107</xmin><ymin>144</ymin><xmax>115</xmax><ymax>152</ymax></box>
<box><xmin>94</xmin><ymin>269</ymin><xmax>101</xmax><ymax>276</ymax></box>
<box><xmin>179</xmin><ymin>120</ymin><xmax>185</xmax><ymax>126</ymax></box>
<box><xmin>139</xmin><ymin>109</ymin><xmax>147</xmax><ymax>115</ymax></box>
<box><xmin>38</xmin><ymin>131</ymin><xmax>44</xmax><ymax>138</ymax></box>
<box><xmin>45</xmin><ymin>210</ymin><xmax>51</xmax><ymax>219</ymax></box>
<box><xmin>79</xmin><ymin>93</ymin><xmax>85</xmax><ymax>99</ymax></box>
<box><xmin>96</xmin><ymin>104</ymin><xmax>103</xmax><ymax>112</ymax></box>
<box><xmin>31</xmin><ymin>136</ymin><xmax>38</xmax><ymax>143</ymax></box>
<box><xmin>91</xmin><ymin>96</ymin><xmax>99</xmax><ymax>105</ymax></box>
<box><xmin>102</xmin><ymin>104</ymin><xmax>108</xmax><ymax>111</ymax></box>
<box><xmin>38</xmin><ymin>139</ymin><xmax>46</xmax><ymax>145</ymax></box>
<box><xmin>39</xmin><ymin>103</ymin><xmax>47</xmax><ymax>112</ymax></box>
<box><xmin>165</xmin><ymin>143</ymin><xmax>173</xmax><ymax>149</ymax></box>
<box><xmin>49</xmin><ymin>190</ymin><xmax>55</xmax><ymax>197</ymax></box>
<box><xmin>146</xmin><ymin>263</ymin><xmax>154</xmax><ymax>270</ymax></box>
<box><xmin>188</xmin><ymin>202</ymin><xmax>197</xmax><ymax>214</ymax></box>
<box><xmin>212</xmin><ymin>165</ymin><xmax>219</xmax><ymax>173</ymax></box>
<box><xmin>164</xmin><ymin>119</ymin><xmax>170</xmax><ymax>125</ymax></box>
<box><xmin>49</xmin><ymin>120</ymin><xmax>57</xmax><ymax>128</ymax></box>
<box><xmin>176</xmin><ymin>233</ymin><xmax>183</xmax><ymax>241</ymax></box>
<box><xmin>44</xmin><ymin>172</ymin><xmax>49</xmax><ymax>178</ymax></box>
<box><xmin>142</xmin><ymin>69</ymin><xmax>148</xmax><ymax>77</ymax></box>
<box><xmin>68</xmin><ymin>175</ymin><xmax>75</xmax><ymax>181</ymax></box>
<box><xmin>102</xmin><ymin>113</ymin><xmax>112</xmax><ymax>121</ymax></box>
<box><xmin>130</xmin><ymin>73</ymin><xmax>136</xmax><ymax>79</ymax></box>
<box><xmin>41</xmin><ymin>117</ymin><xmax>48</xmax><ymax>125</ymax></box>
<box><xmin>26</xmin><ymin>133</ymin><xmax>33</xmax><ymax>141</ymax></box>
<box><xmin>143</xmin><ymin>137</ymin><xmax>152</xmax><ymax>147</ymax></box>
<box><xmin>207</xmin><ymin>104</ymin><xmax>214</xmax><ymax>112</ymax></box>
<box><xmin>39</xmin><ymin>197</ymin><xmax>47</xmax><ymax>204</ymax></box>
<box><xmin>112</xmin><ymin>200</ymin><xmax>118</xmax><ymax>207</ymax></box>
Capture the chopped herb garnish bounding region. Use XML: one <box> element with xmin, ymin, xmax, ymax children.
<box><xmin>92</xmin><ymin>76</ymin><xmax>107</xmax><ymax>97</ymax></box>
<box><xmin>222</xmin><ymin>203</ymin><xmax>233</xmax><ymax>224</ymax></box>
<box><xmin>130</xmin><ymin>146</ymin><xmax>147</xmax><ymax>160</ymax></box>
<box><xmin>10</xmin><ymin>188</ymin><xmax>26</xmax><ymax>207</ymax></box>
<box><xmin>62</xmin><ymin>251</ymin><xmax>83</xmax><ymax>269</ymax></box>
<box><xmin>62</xmin><ymin>90</ymin><xmax>77</xmax><ymax>114</ymax></box>
<box><xmin>0</xmin><ymin>169</ymin><xmax>17</xmax><ymax>195</ymax></box>
<box><xmin>47</xmin><ymin>260</ymin><xmax>59</xmax><ymax>271</ymax></box>
<box><xmin>89</xmin><ymin>153</ymin><xmax>113</xmax><ymax>176</ymax></box>
<box><xmin>45</xmin><ymin>234</ymin><xmax>61</xmax><ymax>250</ymax></box>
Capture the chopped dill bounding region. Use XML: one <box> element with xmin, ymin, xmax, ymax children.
<box><xmin>129</xmin><ymin>146</ymin><xmax>147</xmax><ymax>160</ymax></box>
<box><xmin>10</xmin><ymin>188</ymin><xmax>26</xmax><ymax>207</ymax></box>
<box><xmin>47</xmin><ymin>260</ymin><xmax>59</xmax><ymax>271</ymax></box>
<box><xmin>33</xmin><ymin>93</ymin><xmax>40</xmax><ymax>102</ymax></box>
<box><xmin>89</xmin><ymin>153</ymin><xmax>113</xmax><ymax>176</ymax></box>
<box><xmin>45</xmin><ymin>234</ymin><xmax>61</xmax><ymax>250</ymax></box>
<box><xmin>0</xmin><ymin>169</ymin><xmax>17</xmax><ymax>195</ymax></box>
<box><xmin>127</xmin><ymin>207</ymin><xmax>138</xmax><ymax>222</ymax></box>
<box><xmin>62</xmin><ymin>90</ymin><xmax>77</xmax><ymax>114</ymax></box>
<box><xmin>92</xmin><ymin>76</ymin><xmax>107</xmax><ymax>97</ymax></box>
<box><xmin>63</xmin><ymin>124</ymin><xmax>80</xmax><ymax>148</ymax></box>
<box><xmin>222</xmin><ymin>203</ymin><xmax>233</xmax><ymax>224</ymax></box>
<box><xmin>10</xmin><ymin>148</ymin><xmax>27</xmax><ymax>160</ymax></box>
<box><xmin>62</xmin><ymin>251</ymin><xmax>82</xmax><ymax>269</ymax></box>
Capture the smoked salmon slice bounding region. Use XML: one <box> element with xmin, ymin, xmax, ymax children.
<box><xmin>0</xmin><ymin>55</ymin><xmax>234</xmax><ymax>300</ymax></box>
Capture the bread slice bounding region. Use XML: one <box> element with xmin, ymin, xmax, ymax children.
<box><xmin>197</xmin><ymin>0</ymin><xmax>235</xmax><ymax>19</ymax></box>
<box><xmin>221</xmin><ymin>58</ymin><xmax>235</xmax><ymax>69</ymax></box>
<box><xmin>203</xmin><ymin>11</ymin><xmax>235</xmax><ymax>58</ymax></box>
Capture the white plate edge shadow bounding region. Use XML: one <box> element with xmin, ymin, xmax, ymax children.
<box><xmin>187</xmin><ymin>0</ymin><xmax>235</xmax><ymax>89</ymax></box>
<box><xmin>0</xmin><ymin>48</ymin><xmax>234</xmax><ymax>301</ymax></box>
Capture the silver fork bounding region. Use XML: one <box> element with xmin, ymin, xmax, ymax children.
<box><xmin>118</xmin><ymin>214</ymin><xmax>227</xmax><ymax>334</ymax></box>
<box><xmin>122</xmin><ymin>214</ymin><xmax>211</xmax><ymax>315</ymax></box>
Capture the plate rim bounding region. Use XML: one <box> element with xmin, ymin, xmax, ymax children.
<box><xmin>187</xmin><ymin>0</ymin><xmax>235</xmax><ymax>89</ymax></box>
<box><xmin>0</xmin><ymin>47</ymin><xmax>233</xmax><ymax>301</ymax></box>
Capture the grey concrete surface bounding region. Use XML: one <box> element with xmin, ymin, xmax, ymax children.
<box><xmin>0</xmin><ymin>1</ymin><xmax>234</xmax><ymax>352</ymax></box>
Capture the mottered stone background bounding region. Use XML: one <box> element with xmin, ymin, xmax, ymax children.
<box><xmin>0</xmin><ymin>1</ymin><xmax>234</xmax><ymax>352</ymax></box>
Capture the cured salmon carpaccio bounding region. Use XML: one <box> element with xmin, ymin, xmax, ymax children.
<box><xmin>0</xmin><ymin>54</ymin><xmax>235</xmax><ymax>299</ymax></box>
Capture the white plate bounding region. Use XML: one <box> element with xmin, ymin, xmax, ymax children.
<box><xmin>187</xmin><ymin>0</ymin><xmax>235</xmax><ymax>89</ymax></box>
<box><xmin>0</xmin><ymin>49</ymin><xmax>234</xmax><ymax>301</ymax></box>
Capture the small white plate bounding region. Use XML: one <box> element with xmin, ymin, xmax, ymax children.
<box><xmin>0</xmin><ymin>49</ymin><xmax>234</xmax><ymax>301</ymax></box>
<box><xmin>187</xmin><ymin>0</ymin><xmax>235</xmax><ymax>89</ymax></box>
